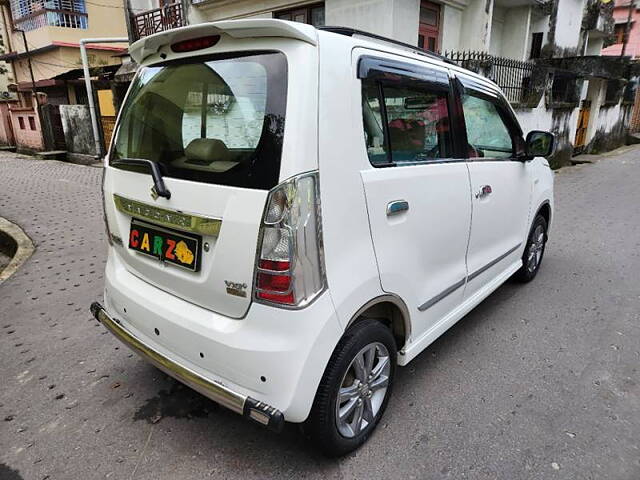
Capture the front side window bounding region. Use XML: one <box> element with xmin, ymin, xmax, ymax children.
<box><xmin>461</xmin><ymin>94</ymin><xmax>513</xmax><ymax>159</ymax></box>
<box><xmin>362</xmin><ymin>79</ymin><xmax>452</xmax><ymax>166</ymax></box>
<box><xmin>111</xmin><ymin>52</ymin><xmax>287</xmax><ymax>190</ymax></box>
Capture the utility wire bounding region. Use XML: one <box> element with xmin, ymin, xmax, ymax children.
<box><xmin>84</xmin><ymin>1</ymin><xmax>150</xmax><ymax>12</ymax></box>
<box><xmin>34</xmin><ymin>59</ymin><xmax>83</xmax><ymax>69</ymax></box>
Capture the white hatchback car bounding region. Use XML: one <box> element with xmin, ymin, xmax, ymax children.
<box><xmin>91</xmin><ymin>19</ymin><xmax>555</xmax><ymax>456</ymax></box>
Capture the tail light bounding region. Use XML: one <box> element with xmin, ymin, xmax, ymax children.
<box><xmin>254</xmin><ymin>172</ymin><xmax>325</xmax><ymax>307</ymax></box>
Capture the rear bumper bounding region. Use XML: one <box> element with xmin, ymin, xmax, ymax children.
<box><xmin>90</xmin><ymin>302</ymin><xmax>285</xmax><ymax>432</ymax></box>
<box><xmin>97</xmin><ymin>249</ymin><xmax>342</xmax><ymax>423</ymax></box>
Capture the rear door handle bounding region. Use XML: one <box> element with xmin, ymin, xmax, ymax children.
<box><xmin>387</xmin><ymin>200</ymin><xmax>409</xmax><ymax>216</ymax></box>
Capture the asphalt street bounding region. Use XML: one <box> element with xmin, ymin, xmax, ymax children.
<box><xmin>0</xmin><ymin>148</ymin><xmax>639</xmax><ymax>479</ymax></box>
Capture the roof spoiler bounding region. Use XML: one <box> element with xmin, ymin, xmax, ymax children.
<box><xmin>129</xmin><ymin>19</ymin><xmax>318</xmax><ymax>64</ymax></box>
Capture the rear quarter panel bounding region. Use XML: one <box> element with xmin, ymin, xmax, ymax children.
<box><xmin>317</xmin><ymin>32</ymin><xmax>385</xmax><ymax>329</ymax></box>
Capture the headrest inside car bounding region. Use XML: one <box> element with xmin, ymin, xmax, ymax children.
<box><xmin>185</xmin><ymin>138</ymin><xmax>230</xmax><ymax>164</ymax></box>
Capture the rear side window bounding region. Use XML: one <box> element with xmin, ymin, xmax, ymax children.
<box><xmin>111</xmin><ymin>52</ymin><xmax>287</xmax><ymax>190</ymax></box>
<box><xmin>461</xmin><ymin>94</ymin><xmax>513</xmax><ymax>159</ymax></box>
<box><xmin>362</xmin><ymin>79</ymin><xmax>452</xmax><ymax>166</ymax></box>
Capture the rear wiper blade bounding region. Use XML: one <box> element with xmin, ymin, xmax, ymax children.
<box><xmin>112</xmin><ymin>158</ymin><xmax>171</xmax><ymax>200</ymax></box>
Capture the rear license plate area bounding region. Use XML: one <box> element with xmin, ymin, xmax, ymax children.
<box><xmin>128</xmin><ymin>219</ymin><xmax>201</xmax><ymax>272</ymax></box>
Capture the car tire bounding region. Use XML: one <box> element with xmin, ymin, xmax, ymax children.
<box><xmin>514</xmin><ymin>214</ymin><xmax>548</xmax><ymax>283</ymax></box>
<box><xmin>304</xmin><ymin>319</ymin><xmax>397</xmax><ymax>457</ymax></box>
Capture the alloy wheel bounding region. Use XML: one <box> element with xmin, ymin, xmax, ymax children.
<box><xmin>527</xmin><ymin>224</ymin><xmax>545</xmax><ymax>273</ymax></box>
<box><xmin>335</xmin><ymin>342</ymin><xmax>391</xmax><ymax>438</ymax></box>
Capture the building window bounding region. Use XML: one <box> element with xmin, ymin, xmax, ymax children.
<box><xmin>530</xmin><ymin>32</ymin><xmax>543</xmax><ymax>59</ymax></box>
<box><xmin>10</xmin><ymin>0</ymin><xmax>88</xmax><ymax>32</ymax></box>
<box><xmin>418</xmin><ymin>1</ymin><xmax>441</xmax><ymax>52</ymax></box>
<box><xmin>275</xmin><ymin>3</ymin><xmax>324</xmax><ymax>26</ymax></box>
<box><xmin>623</xmin><ymin>78</ymin><xmax>638</xmax><ymax>104</ymax></box>
<box><xmin>551</xmin><ymin>73</ymin><xmax>579</xmax><ymax>106</ymax></box>
<box><xmin>28</xmin><ymin>116</ymin><xmax>36</xmax><ymax>130</ymax></box>
<box><xmin>18</xmin><ymin>117</ymin><xmax>25</xmax><ymax>129</ymax></box>
<box><xmin>605</xmin><ymin>79</ymin><xmax>623</xmax><ymax>105</ymax></box>
<box><xmin>614</xmin><ymin>24</ymin><xmax>626</xmax><ymax>45</ymax></box>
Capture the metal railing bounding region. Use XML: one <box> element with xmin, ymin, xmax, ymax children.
<box><xmin>445</xmin><ymin>50</ymin><xmax>542</xmax><ymax>106</ymax></box>
<box><xmin>11</xmin><ymin>0</ymin><xmax>88</xmax><ymax>31</ymax></box>
<box><xmin>131</xmin><ymin>2</ymin><xmax>185</xmax><ymax>40</ymax></box>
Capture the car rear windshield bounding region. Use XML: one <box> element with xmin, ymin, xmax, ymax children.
<box><xmin>110</xmin><ymin>51</ymin><xmax>287</xmax><ymax>190</ymax></box>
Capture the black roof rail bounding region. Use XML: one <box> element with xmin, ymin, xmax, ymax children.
<box><xmin>317</xmin><ymin>26</ymin><xmax>456</xmax><ymax>65</ymax></box>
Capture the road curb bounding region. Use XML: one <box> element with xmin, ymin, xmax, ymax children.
<box><xmin>0</xmin><ymin>217</ymin><xmax>35</xmax><ymax>285</ymax></box>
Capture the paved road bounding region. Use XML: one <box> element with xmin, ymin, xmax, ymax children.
<box><xmin>1</xmin><ymin>149</ymin><xmax>639</xmax><ymax>480</ymax></box>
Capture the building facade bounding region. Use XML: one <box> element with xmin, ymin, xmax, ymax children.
<box><xmin>3</xmin><ymin>0</ymin><xmax>628</xmax><ymax>163</ymax></box>
<box><xmin>601</xmin><ymin>0</ymin><xmax>640</xmax><ymax>133</ymax></box>
<box><xmin>0</xmin><ymin>0</ymin><xmax>128</xmax><ymax>152</ymax></box>
<box><xmin>601</xmin><ymin>0</ymin><xmax>640</xmax><ymax>58</ymax></box>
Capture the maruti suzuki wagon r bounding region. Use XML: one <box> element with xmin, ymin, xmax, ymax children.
<box><xmin>91</xmin><ymin>19</ymin><xmax>555</xmax><ymax>456</ymax></box>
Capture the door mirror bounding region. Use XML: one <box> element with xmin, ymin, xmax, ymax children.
<box><xmin>525</xmin><ymin>130</ymin><xmax>555</xmax><ymax>159</ymax></box>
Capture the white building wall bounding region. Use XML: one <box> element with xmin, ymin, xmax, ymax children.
<box><xmin>458</xmin><ymin>0</ymin><xmax>492</xmax><ymax>51</ymax></box>
<box><xmin>489</xmin><ymin>6</ymin><xmax>505</xmax><ymax>55</ymax></box>
<box><xmin>500</xmin><ymin>6</ymin><xmax>531</xmax><ymax>60</ymax></box>
<box><xmin>325</xmin><ymin>0</ymin><xmax>420</xmax><ymax>45</ymax></box>
<box><xmin>129</xmin><ymin>0</ymin><xmax>157</xmax><ymax>12</ymax></box>
<box><xmin>515</xmin><ymin>98</ymin><xmax>581</xmax><ymax>166</ymax></box>
<box><xmin>585</xmin><ymin>33</ymin><xmax>604</xmax><ymax>56</ymax></box>
<box><xmin>188</xmin><ymin>0</ymin><xmax>304</xmax><ymax>24</ymax></box>
<box><xmin>554</xmin><ymin>0</ymin><xmax>587</xmax><ymax>51</ymax></box>
<box><xmin>440</xmin><ymin>3</ymin><xmax>464</xmax><ymax>53</ymax></box>
<box><xmin>584</xmin><ymin>78</ymin><xmax>605</xmax><ymax>143</ymax></box>
<box><xmin>595</xmin><ymin>98</ymin><xmax>624</xmax><ymax>133</ymax></box>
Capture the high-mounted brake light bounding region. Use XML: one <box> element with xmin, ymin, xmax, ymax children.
<box><xmin>254</xmin><ymin>173</ymin><xmax>326</xmax><ymax>307</ymax></box>
<box><xmin>171</xmin><ymin>35</ymin><xmax>220</xmax><ymax>53</ymax></box>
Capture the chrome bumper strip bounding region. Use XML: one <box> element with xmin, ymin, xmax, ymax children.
<box><xmin>90</xmin><ymin>302</ymin><xmax>284</xmax><ymax>432</ymax></box>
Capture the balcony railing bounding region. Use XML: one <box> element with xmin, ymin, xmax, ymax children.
<box><xmin>445</xmin><ymin>50</ymin><xmax>546</xmax><ymax>108</ymax></box>
<box><xmin>11</xmin><ymin>0</ymin><xmax>88</xmax><ymax>31</ymax></box>
<box><xmin>131</xmin><ymin>2</ymin><xmax>185</xmax><ymax>41</ymax></box>
<box><xmin>14</xmin><ymin>9</ymin><xmax>88</xmax><ymax>31</ymax></box>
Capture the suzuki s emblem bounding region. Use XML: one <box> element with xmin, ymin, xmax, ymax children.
<box><xmin>150</xmin><ymin>185</ymin><xmax>159</xmax><ymax>201</ymax></box>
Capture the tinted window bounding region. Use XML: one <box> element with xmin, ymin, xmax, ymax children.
<box><xmin>111</xmin><ymin>52</ymin><xmax>287</xmax><ymax>190</ymax></box>
<box><xmin>362</xmin><ymin>79</ymin><xmax>452</xmax><ymax>166</ymax></box>
<box><xmin>461</xmin><ymin>94</ymin><xmax>513</xmax><ymax>159</ymax></box>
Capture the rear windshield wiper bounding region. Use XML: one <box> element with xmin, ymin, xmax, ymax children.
<box><xmin>111</xmin><ymin>158</ymin><xmax>171</xmax><ymax>200</ymax></box>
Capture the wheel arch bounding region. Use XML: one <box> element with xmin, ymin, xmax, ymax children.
<box><xmin>536</xmin><ymin>200</ymin><xmax>551</xmax><ymax>227</ymax></box>
<box><xmin>345</xmin><ymin>295</ymin><xmax>411</xmax><ymax>354</ymax></box>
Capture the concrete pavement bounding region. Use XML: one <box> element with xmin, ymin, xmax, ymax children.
<box><xmin>0</xmin><ymin>148</ymin><xmax>639</xmax><ymax>479</ymax></box>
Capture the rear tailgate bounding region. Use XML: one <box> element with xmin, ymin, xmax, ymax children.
<box><xmin>104</xmin><ymin>171</ymin><xmax>266</xmax><ymax>318</ymax></box>
<box><xmin>103</xmin><ymin>25</ymin><xmax>319</xmax><ymax>319</ymax></box>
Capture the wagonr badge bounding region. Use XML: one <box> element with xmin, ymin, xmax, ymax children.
<box><xmin>91</xmin><ymin>19</ymin><xmax>555</xmax><ymax>457</ymax></box>
<box><xmin>224</xmin><ymin>281</ymin><xmax>247</xmax><ymax>298</ymax></box>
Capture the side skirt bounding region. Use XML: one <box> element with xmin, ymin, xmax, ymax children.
<box><xmin>397</xmin><ymin>260</ymin><xmax>521</xmax><ymax>366</ymax></box>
